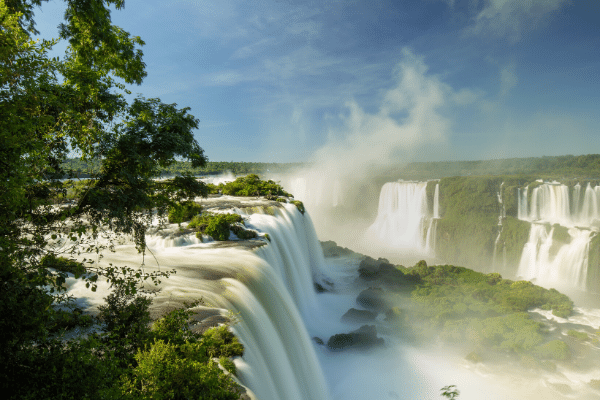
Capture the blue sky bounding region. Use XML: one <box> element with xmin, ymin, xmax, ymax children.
<box><xmin>35</xmin><ymin>0</ymin><xmax>600</xmax><ymax>164</ymax></box>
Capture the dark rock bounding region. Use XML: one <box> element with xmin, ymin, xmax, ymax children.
<box><xmin>358</xmin><ymin>256</ymin><xmax>395</xmax><ymax>280</ymax></box>
<box><xmin>356</xmin><ymin>287</ymin><xmax>388</xmax><ymax>312</ymax></box>
<box><xmin>313</xmin><ymin>337</ymin><xmax>324</xmax><ymax>345</ymax></box>
<box><xmin>314</xmin><ymin>282</ymin><xmax>327</xmax><ymax>292</ymax></box>
<box><xmin>320</xmin><ymin>240</ymin><xmax>359</xmax><ymax>258</ymax></box>
<box><xmin>327</xmin><ymin>325</ymin><xmax>385</xmax><ymax>351</ymax></box>
<box><xmin>341</xmin><ymin>308</ymin><xmax>377</xmax><ymax>323</ymax></box>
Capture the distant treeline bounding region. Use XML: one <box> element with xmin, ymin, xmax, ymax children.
<box><xmin>62</xmin><ymin>159</ymin><xmax>307</xmax><ymax>178</ymax></box>
<box><xmin>384</xmin><ymin>154</ymin><xmax>600</xmax><ymax>180</ymax></box>
<box><xmin>63</xmin><ymin>154</ymin><xmax>600</xmax><ymax>179</ymax></box>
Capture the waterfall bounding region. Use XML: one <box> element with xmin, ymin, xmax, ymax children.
<box><xmin>517</xmin><ymin>187</ymin><xmax>528</xmax><ymax>220</ymax></box>
<box><xmin>139</xmin><ymin>204</ymin><xmax>333</xmax><ymax>400</ymax></box>
<box><xmin>221</xmin><ymin>270</ymin><xmax>331</xmax><ymax>400</ymax></box>
<box><xmin>366</xmin><ymin>181</ymin><xmax>436</xmax><ymax>254</ymax></box>
<box><xmin>433</xmin><ymin>183</ymin><xmax>440</xmax><ymax>219</ymax></box>
<box><xmin>492</xmin><ymin>182</ymin><xmax>505</xmax><ymax>272</ymax></box>
<box><xmin>515</xmin><ymin>181</ymin><xmax>600</xmax><ymax>292</ymax></box>
<box><xmin>241</xmin><ymin>203</ymin><xmax>330</xmax><ymax>317</ymax></box>
<box><xmin>517</xmin><ymin>224</ymin><xmax>591</xmax><ymax>291</ymax></box>
<box><xmin>518</xmin><ymin>181</ymin><xmax>600</xmax><ymax>229</ymax></box>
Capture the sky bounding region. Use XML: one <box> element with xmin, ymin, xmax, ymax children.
<box><xmin>34</xmin><ymin>0</ymin><xmax>600</xmax><ymax>164</ymax></box>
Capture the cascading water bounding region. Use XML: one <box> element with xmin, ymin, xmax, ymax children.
<box><xmin>126</xmin><ymin>203</ymin><xmax>334</xmax><ymax>400</ymax></box>
<box><xmin>492</xmin><ymin>183</ymin><xmax>505</xmax><ymax>272</ymax></box>
<box><xmin>518</xmin><ymin>181</ymin><xmax>600</xmax><ymax>228</ymax></box>
<box><xmin>239</xmin><ymin>204</ymin><xmax>331</xmax><ymax>317</ymax></box>
<box><xmin>517</xmin><ymin>224</ymin><xmax>591</xmax><ymax>291</ymax></box>
<box><xmin>366</xmin><ymin>181</ymin><xmax>438</xmax><ymax>255</ymax></box>
<box><xmin>516</xmin><ymin>181</ymin><xmax>598</xmax><ymax>292</ymax></box>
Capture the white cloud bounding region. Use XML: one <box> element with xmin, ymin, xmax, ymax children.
<box><xmin>465</xmin><ymin>0</ymin><xmax>568</xmax><ymax>41</ymax></box>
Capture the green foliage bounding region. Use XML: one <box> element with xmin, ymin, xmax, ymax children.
<box><xmin>168</xmin><ymin>201</ymin><xmax>203</xmax><ymax>224</ymax></box>
<box><xmin>40</xmin><ymin>254</ymin><xmax>86</xmax><ymax>278</ymax></box>
<box><xmin>533</xmin><ymin>340</ymin><xmax>570</xmax><ymax>361</ymax></box>
<box><xmin>205</xmin><ymin>215</ymin><xmax>232</xmax><ymax>241</ymax></box>
<box><xmin>189</xmin><ymin>213</ymin><xmax>246</xmax><ymax>241</ymax></box>
<box><xmin>64</xmin><ymin>159</ymin><xmax>305</xmax><ymax>178</ymax></box>
<box><xmin>440</xmin><ymin>385</ymin><xmax>460</xmax><ymax>399</ymax></box>
<box><xmin>97</xmin><ymin>286</ymin><xmax>153</xmax><ymax>365</ymax></box>
<box><xmin>0</xmin><ymin>1</ymin><xmax>250</xmax><ymax>398</ymax></box>
<box><xmin>291</xmin><ymin>200</ymin><xmax>306</xmax><ymax>214</ymax></box>
<box><xmin>435</xmin><ymin>177</ymin><xmax>502</xmax><ymax>268</ymax></box>
<box><xmin>567</xmin><ymin>329</ymin><xmax>589</xmax><ymax>341</ymax></box>
<box><xmin>496</xmin><ymin>217</ymin><xmax>531</xmax><ymax>268</ymax></box>
<box><xmin>121</xmin><ymin>339</ymin><xmax>242</xmax><ymax>400</ymax></box>
<box><xmin>48</xmin><ymin>307</ymin><xmax>94</xmax><ymax>333</ymax></box>
<box><xmin>383</xmin><ymin>154</ymin><xmax>600</xmax><ymax>181</ymax></box>
<box><xmin>221</xmin><ymin>174</ymin><xmax>291</xmax><ymax>197</ymax></box>
<box><xmin>383</xmin><ymin>263</ymin><xmax>574</xmax><ymax>362</ymax></box>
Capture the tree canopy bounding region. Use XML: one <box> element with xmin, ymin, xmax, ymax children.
<box><xmin>0</xmin><ymin>1</ymin><xmax>244</xmax><ymax>397</ymax></box>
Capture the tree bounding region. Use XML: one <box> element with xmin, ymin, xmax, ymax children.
<box><xmin>0</xmin><ymin>0</ymin><xmax>215</xmax><ymax>396</ymax></box>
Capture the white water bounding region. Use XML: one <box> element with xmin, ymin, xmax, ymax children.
<box><xmin>515</xmin><ymin>181</ymin><xmax>598</xmax><ymax>292</ymax></box>
<box><xmin>517</xmin><ymin>224</ymin><xmax>591</xmax><ymax>291</ymax></box>
<box><xmin>518</xmin><ymin>182</ymin><xmax>600</xmax><ymax>229</ymax></box>
<box><xmin>365</xmin><ymin>181</ymin><xmax>438</xmax><ymax>255</ymax></box>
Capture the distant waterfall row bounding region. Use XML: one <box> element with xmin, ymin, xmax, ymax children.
<box><xmin>366</xmin><ymin>181</ymin><xmax>439</xmax><ymax>255</ymax></box>
<box><xmin>369</xmin><ymin>179</ymin><xmax>598</xmax><ymax>293</ymax></box>
<box><xmin>518</xmin><ymin>182</ymin><xmax>600</xmax><ymax>229</ymax></box>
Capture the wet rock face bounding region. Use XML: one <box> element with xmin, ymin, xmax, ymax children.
<box><xmin>341</xmin><ymin>308</ymin><xmax>377</xmax><ymax>324</ymax></box>
<box><xmin>327</xmin><ymin>325</ymin><xmax>384</xmax><ymax>351</ymax></box>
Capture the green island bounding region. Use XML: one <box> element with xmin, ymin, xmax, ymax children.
<box><xmin>355</xmin><ymin>256</ymin><xmax>590</xmax><ymax>371</ymax></box>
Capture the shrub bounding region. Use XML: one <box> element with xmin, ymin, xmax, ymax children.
<box><xmin>168</xmin><ymin>202</ymin><xmax>203</xmax><ymax>224</ymax></box>
<box><xmin>291</xmin><ymin>200</ymin><xmax>305</xmax><ymax>214</ymax></box>
<box><xmin>221</xmin><ymin>174</ymin><xmax>291</xmax><ymax>197</ymax></box>
<box><xmin>121</xmin><ymin>339</ymin><xmax>243</xmax><ymax>400</ymax></box>
<box><xmin>40</xmin><ymin>254</ymin><xmax>86</xmax><ymax>278</ymax></box>
<box><xmin>189</xmin><ymin>213</ymin><xmax>246</xmax><ymax>241</ymax></box>
<box><xmin>533</xmin><ymin>340</ymin><xmax>570</xmax><ymax>361</ymax></box>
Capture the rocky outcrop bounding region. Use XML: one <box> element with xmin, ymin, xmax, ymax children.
<box><xmin>327</xmin><ymin>325</ymin><xmax>384</xmax><ymax>351</ymax></box>
<box><xmin>341</xmin><ymin>308</ymin><xmax>377</xmax><ymax>323</ymax></box>
<box><xmin>358</xmin><ymin>257</ymin><xmax>395</xmax><ymax>280</ymax></box>
<box><xmin>320</xmin><ymin>240</ymin><xmax>362</xmax><ymax>258</ymax></box>
<box><xmin>356</xmin><ymin>287</ymin><xmax>388</xmax><ymax>312</ymax></box>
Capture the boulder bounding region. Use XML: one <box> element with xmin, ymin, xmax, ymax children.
<box><xmin>341</xmin><ymin>308</ymin><xmax>377</xmax><ymax>323</ymax></box>
<box><xmin>327</xmin><ymin>325</ymin><xmax>384</xmax><ymax>351</ymax></box>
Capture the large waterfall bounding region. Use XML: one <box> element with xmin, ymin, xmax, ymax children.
<box><xmin>91</xmin><ymin>203</ymin><xmax>333</xmax><ymax>400</ymax></box>
<box><xmin>516</xmin><ymin>182</ymin><xmax>598</xmax><ymax>292</ymax></box>
<box><xmin>366</xmin><ymin>181</ymin><xmax>439</xmax><ymax>254</ymax></box>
